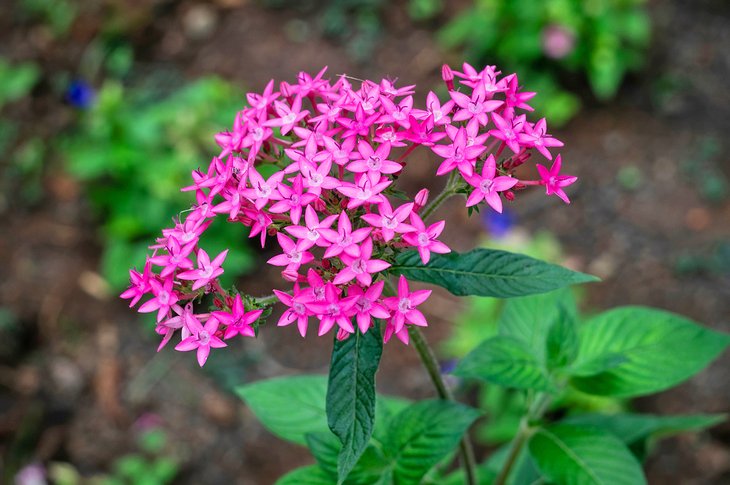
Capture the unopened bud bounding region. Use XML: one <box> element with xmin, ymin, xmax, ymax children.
<box><xmin>280</xmin><ymin>81</ymin><xmax>292</xmax><ymax>98</ymax></box>
<box><xmin>441</xmin><ymin>64</ymin><xmax>455</xmax><ymax>91</ymax></box>
<box><xmin>282</xmin><ymin>268</ymin><xmax>299</xmax><ymax>282</ymax></box>
<box><xmin>336</xmin><ymin>328</ymin><xmax>351</xmax><ymax>341</ymax></box>
<box><xmin>414</xmin><ymin>188</ymin><xmax>429</xmax><ymax>211</ymax></box>
<box><xmin>504</xmin><ymin>190</ymin><xmax>515</xmax><ymax>201</ymax></box>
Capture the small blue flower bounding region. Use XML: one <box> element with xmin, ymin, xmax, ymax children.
<box><xmin>66</xmin><ymin>80</ymin><xmax>95</xmax><ymax>109</ymax></box>
<box><xmin>482</xmin><ymin>208</ymin><xmax>515</xmax><ymax>238</ymax></box>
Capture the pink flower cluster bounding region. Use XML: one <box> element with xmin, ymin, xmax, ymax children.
<box><xmin>121</xmin><ymin>63</ymin><xmax>576</xmax><ymax>365</ymax></box>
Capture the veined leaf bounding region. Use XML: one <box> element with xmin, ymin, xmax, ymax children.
<box><xmin>570</xmin><ymin>307</ymin><xmax>730</xmax><ymax>397</ymax></box>
<box><xmin>326</xmin><ymin>324</ymin><xmax>383</xmax><ymax>483</ymax></box>
<box><xmin>383</xmin><ymin>400</ymin><xmax>480</xmax><ymax>484</ymax></box>
<box><xmin>235</xmin><ymin>375</ymin><xmax>329</xmax><ymax>445</ymax></box>
<box><xmin>453</xmin><ymin>336</ymin><xmax>555</xmax><ymax>391</ymax></box>
<box><xmin>275</xmin><ymin>465</ymin><xmax>335</xmax><ymax>485</ymax></box>
<box><xmin>392</xmin><ymin>248</ymin><xmax>597</xmax><ymax>298</ymax></box>
<box><xmin>528</xmin><ymin>424</ymin><xmax>646</xmax><ymax>485</ymax></box>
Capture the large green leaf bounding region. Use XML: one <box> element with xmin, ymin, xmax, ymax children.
<box><xmin>275</xmin><ymin>465</ymin><xmax>336</xmax><ymax>485</ymax></box>
<box><xmin>562</xmin><ymin>413</ymin><xmax>725</xmax><ymax>449</ymax></box>
<box><xmin>235</xmin><ymin>375</ymin><xmax>329</xmax><ymax>445</ymax></box>
<box><xmin>453</xmin><ymin>336</ymin><xmax>555</xmax><ymax>391</ymax></box>
<box><xmin>498</xmin><ymin>289</ymin><xmax>577</xmax><ymax>365</ymax></box>
<box><xmin>326</xmin><ymin>325</ymin><xmax>383</xmax><ymax>483</ymax></box>
<box><xmin>528</xmin><ymin>424</ymin><xmax>647</xmax><ymax>485</ymax></box>
<box><xmin>306</xmin><ymin>432</ymin><xmax>393</xmax><ymax>485</ymax></box>
<box><xmin>392</xmin><ymin>249</ymin><xmax>597</xmax><ymax>298</ymax></box>
<box><xmin>383</xmin><ymin>400</ymin><xmax>480</xmax><ymax>484</ymax></box>
<box><xmin>570</xmin><ymin>307</ymin><xmax>730</xmax><ymax>397</ymax></box>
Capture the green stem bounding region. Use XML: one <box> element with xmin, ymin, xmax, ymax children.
<box><xmin>494</xmin><ymin>393</ymin><xmax>552</xmax><ymax>485</ymax></box>
<box><xmin>251</xmin><ymin>293</ymin><xmax>279</xmax><ymax>307</ymax></box>
<box><xmin>420</xmin><ymin>171</ymin><xmax>460</xmax><ymax>221</ymax></box>
<box><xmin>409</xmin><ymin>326</ymin><xmax>478</xmax><ymax>485</ymax></box>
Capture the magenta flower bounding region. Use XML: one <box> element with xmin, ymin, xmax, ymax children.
<box><xmin>464</xmin><ymin>155</ymin><xmax>519</xmax><ymax>212</ymax></box>
<box><xmin>139</xmin><ymin>277</ymin><xmax>179</xmax><ymax>322</ymax></box>
<box><xmin>384</xmin><ymin>275</ymin><xmax>431</xmax><ymax>333</ymax></box>
<box><xmin>267</xmin><ymin>233</ymin><xmax>315</xmax><ymax>271</ymax></box>
<box><xmin>518</xmin><ymin>118</ymin><xmax>563</xmax><ymax>160</ymax></box>
<box><xmin>347</xmin><ymin>140</ymin><xmax>401</xmax><ymax>178</ymax></box>
<box><xmin>431</xmin><ymin>126</ymin><xmax>486</xmax><ymax>176</ymax></box>
<box><xmin>285</xmin><ymin>205</ymin><xmax>338</xmax><ymax>249</ymax></box>
<box><xmin>265</xmin><ymin>96</ymin><xmax>309</xmax><ymax>135</ymax></box>
<box><xmin>379</xmin><ymin>95</ymin><xmax>413</xmax><ymax>128</ymax></box>
<box><xmin>175</xmin><ymin>314</ymin><xmax>227</xmax><ymax>367</ymax></box>
<box><xmin>450</xmin><ymin>84</ymin><xmax>503</xmax><ymax>126</ymax></box>
<box><xmin>120</xmin><ymin>260</ymin><xmax>153</xmax><ymax>307</ymax></box>
<box><xmin>334</xmin><ymin>238</ymin><xmax>391</xmax><ymax>286</ymax></box>
<box><xmin>336</xmin><ymin>174</ymin><xmax>391</xmax><ymax>209</ymax></box>
<box><xmin>243</xmin><ymin>207</ymin><xmax>272</xmax><ymax>248</ymax></box>
<box><xmin>489</xmin><ymin>112</ymin><xmax>526</xmax><ymax>155</ymax></box>
<box><xmin>347</xmin><ymin>281</ymin><xmax>390</xmax><ymax>334</ymax></box>
<box><xmin>242</xmin><ymin>167</ymin><xmax>285</xmax><ymax>210</ymax></box>
<box><xmin>269</xmin><ymin>175</ymin><xmax>318</xmax><ymax>224</ymax></box>
<box><xmin>300</xmin><ymin>159</ymin><xmax>339</xmax><ymax>196</ymax></box>
<box><xmin>213</xmin><ymin>294</ymin><xmax>262</xmax><ymax>340</ymax></box>
<box><xmin>383</xmin><ymin>320</ymin><xmax>410</xmax><ymax>345</ymax></box>
<box><xmin>403</xmin><ymin>213</ymin><xmax>451</xmax><ymax>264</ymax></box>
<box><xmin>148</xmin><ymin>236</ymin><xmax>195</xmax><ymax>278</ymax></box>
<box><xmin>274</xmin><ymin>284</ymin><xmax>327</xmax><ymax>337</ymax></box>
<box><xmin>317</xmin><ymin>283</ymin><xmax>356</xmax><ymax>336</ymax></box>
<box><xmin>361</xmin><ymin>200</ymin><xmax>414</xmax><ymax>242</ymax></box>
<box><xmin>177</xmin><ymin>249</ymin><xmax>228</xmax><ymax>291</ymax></box>
<box><xmin>320</xmin><ymin>211</ymin><xmax>372</xmax><ymax>259</ymax></box>
<box><xmin>537</xmin><ymin>155</ymin><xmax>577</xmax><ymax>204</ymax></box>
<box><xmin>413</xmin><ymin>91</ymin><xmax>454</xmax><ymax>126</ymax></box>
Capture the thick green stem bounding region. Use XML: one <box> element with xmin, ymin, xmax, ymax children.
<box><xmin>494</xmin><ymin>393</ymin><xmax>552</xmax><ymax>485</ymax></box>
<box><xmin>420</xmin><ymin>171</ymin><xmax>460</xmax><ymax>221</ymax></box>
<box><xmin>409</xmin><ymin>326</ymin><xmax>478</xmax><ymax>485</ymax></box>
<box><xmin>251</xmin><ymin>293</ymin><xmax>280</xmax><ymax>307</ymax></box>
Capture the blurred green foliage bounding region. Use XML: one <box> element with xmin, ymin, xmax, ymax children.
<box><xmin>48</xmin><ymin>427</ymin><xmax>178</xmax><ymax>485</ymax></box>
<box><xmin>60</xmin><ymin>78</ymin><xmax>254</xmax><ymax>289</ymax></box>
<box><xmin>18</xmin><ymin>0</ymin><xmax>78</xmax><ymax>37</ymax></box>
<box><xmin>440</xmin><ymin>0</ymin><xmax>650</xmax><ymax>125</ymax></box>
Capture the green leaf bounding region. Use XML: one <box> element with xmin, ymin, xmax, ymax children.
<box><xmin>392</xmin><ymin>248</ymin><xmax>597</xmax><ymax>298</ymax></box>
<box><xmin>528</xmin><ymin>424</ymin><xmax>647</xmax><ymax>485</ymax></box>
<box><xmin>235</xmin><ymin>375</ymin><xmax>329</xmax><ymax>445</ymax></box>
<box><xmin>570</xmin><ymin>307</ymin><xmax>730</xmax><ymax>397</ymax></box>
<box><xmin>275</xmin><ymin>465</ymin><xmax>336</xmax><ymax>485</ymax></box>
<box><xmin>562</xmin><ymin>413</ymin><xmax>725</xmax><ymax>447</ymax></box>
<box><xmin>383</xmin><ymin>400</ymin><xmax>480</xmax><ymax>484</ymax></box>
<box><xmin>306</xmin><ymin>432</ymin><xmax>393</xmax><ymax>485</ymax></box>
<box><xmin>454</xmin><ymin>336</ymin><xmax>555</xmax><ymax>391</ymax></box>
<box><xmin>326</xmin><ymin>324</ymin><xmax>383</xmax><ymax>483</ymax></box>
<box><xmin>545</xmin><ymin>307</ymin><xmax>579</xmax><ymax>370</ymax></box>
<box><xmin>498</xmin><ymin>289</ymin><xmax>577</xmax><ymax>364</ymax></box>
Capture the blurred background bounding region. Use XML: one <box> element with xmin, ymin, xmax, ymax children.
<box><xmin>1</xmin><ymin>0</ymin><xmax>729</xmax><ymax>483</ymax></box>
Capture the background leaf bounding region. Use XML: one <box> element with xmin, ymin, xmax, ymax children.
<box><xmin>326</xmin><ymin>325</ymin><xmax>383</xmax><ymax>483</ymax></box>
<box><xmin>383</xmin><ymin>400</ymin><xmax>480</xmax><ymax>484</ymax></box>
<box><xmin>570</xmin><ymin>307</ymin><xmax>730</xmax><ymax>397</ymax></box>
<box><xmin>392</xmin><ymin>249</ymin><xmax>597</xmax><ymax>298</ymax></box>
<box><xmin>454</xmin><ymin>336</ymin><xmax>555</xmax><ymax>391</ymax></box>
<box><xmin>528</xmin><ymin>424</ymin><xmax>647</xmax><ymax>485</ymax></box>
<box><xmin>235</xmin><ymin>375</ymin><xmax>329</xmax><ymax>445</ymax></box>
<box><xmin>275</xmin><ymin>465</ymin><xmax>335</xmax><ymax>485</ymax></box>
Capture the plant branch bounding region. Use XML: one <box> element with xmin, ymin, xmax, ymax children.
<box><xmin>494</xmin><ymin>393</ymin><xmax>552</xmax><ymax>485</ymax></box>
<box><xmin>409</xmin><ymin>326</ymin><xmax>478</xmax><ymax>485</ymax></box>
<box><xmin>420</xmin><ymin>171</ymin><xmax>461</xmax><ymax>222</ymax></box>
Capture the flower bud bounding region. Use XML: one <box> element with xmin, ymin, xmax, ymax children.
<box><xmin>336</xmin><ymin>328</ymin><xmax>351</xmax><ymax>341</ymax></box>
<box><xmin>280</xmin><ymin>81</ymin><xmax>292</xmax><ymax>98</ymax></box>
<box><xmin>282</xmin><ymin>268</ymin><xmax>299</xmax><ymax>282</ymax></box>
<box><xmin>414</xmin><ymin>188</ymin><xmax>429</xmax><ymax>211</ymax></box>
<box><xmin>504</xmin><ymin>190</ymin><xmax>515</xmax><ymax>201</ymax></box>
<box><xmin>441</xmin><ymin>64</ymin><xmax>455</xmax><ymax>91</ymax></box>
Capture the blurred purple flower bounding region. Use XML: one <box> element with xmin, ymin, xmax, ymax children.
<box><xmin>482</xmin><ymin>208</ymin><xmax>515</xmax><ymax>238</ymax></box>
<box><xmin>541</xmin><ymin>24</ymin><xmax>576</xmax><ymax>60</ymax></box>
<box><xmin>14</xmin><ymin>463</ymin><xmax>46</xmax><ymax>485</ymax></box>
<box><xmin>66</xmin><ymin>80</ymin><xmax>95</xmax><ymax>109</ymax></box>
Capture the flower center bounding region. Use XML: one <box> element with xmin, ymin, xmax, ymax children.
<box><xmin>199</xmin><ymin>330</ymin><xmax>210</xmax><ymax>345</ymax></box>
<box><xmin>417</xmin><ymin>233</ymin><xmax>430</xmax><ymax>246</ymax></box>
<box><xmin>327</xmin><ymin>303</ymin><xmax>340</xmax><ymax>316</ymax></box>
<box><xmin>468</xmin><ymin>102</ymin><xmax>482</xmax><ymax>114</ymax></box>
<box><xmin>288</xmin><ymin>251</ymin><xmax>302</xmax><ymax>263</ymax></box>
<box><xmin>282</xmin><ymin>112</ymin><xmax>297</xmax><ymax>124</ymax></box>
<box><xmin>368</xmin><ymin>156</ymin><xmax>382</xmax><ymax>170</ymax></box>
<box><xmin>383</xmin><ymin>215</ymin><xmax>398</xmax><ymax>230</ymax></box>
<box><xmin>293</xmin><ymin>302</ymin><xmax>306</xmax><ymax>314</ymax></box>
<box><xmin>256</xmin><ymin>183</ymin><xmax>272</xmax><ymax>198</ymax></box>
<box><xmin>352</xmin><ymin>258</ymin><xmax>367</xmax><ymax>274</ymax></box>
<box><xmin>479</xmin><ymin>179</ymin><xmax>494</xmax><ymax>194</ymax></box>
<box><xmin>158</xmin><ymin>291</ymin><xmax>170</xmax><ymax>305</ymax></box>
<box><xmin>307</xmin><ymin>229</ymin><xmax>319</xmax><ymax>241</ymax></box>
<box><xmin>398</xmin><ymin>297</ymin><xmax>412</xmax><ymax>313</ymax></box>
<box><xmin>356</xmin><ymin>296</ymin><xmax>371</xmax><ymax>312</ymax></box>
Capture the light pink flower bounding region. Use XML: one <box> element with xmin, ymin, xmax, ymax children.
<box><xmin>175</xmin><ymin>314</ymin><xmax>226</xmax><ymax>367</ymax></box>
<box><xmin>383</xmin><ymin>275</ymin><xmax>431</xmax><ymax>333</ymax></box>
<box><xmin>333</xmin><ymin>238</ymin><xmax>391</xmax><ymax>286</ymax></box>
<box><xmin>403</xmin><ymin>213</ymin><xmax>451</xmax><ymax>264</ymax></box>
<box><xmin>464</xmin><ymin>155</ymin><xmax>519</xmax><ymax>212</ymax></box>
<box><xmin>177</xmin><ymin>249</ymin><xmax>228</xmax><ymax>291</ymax></box>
